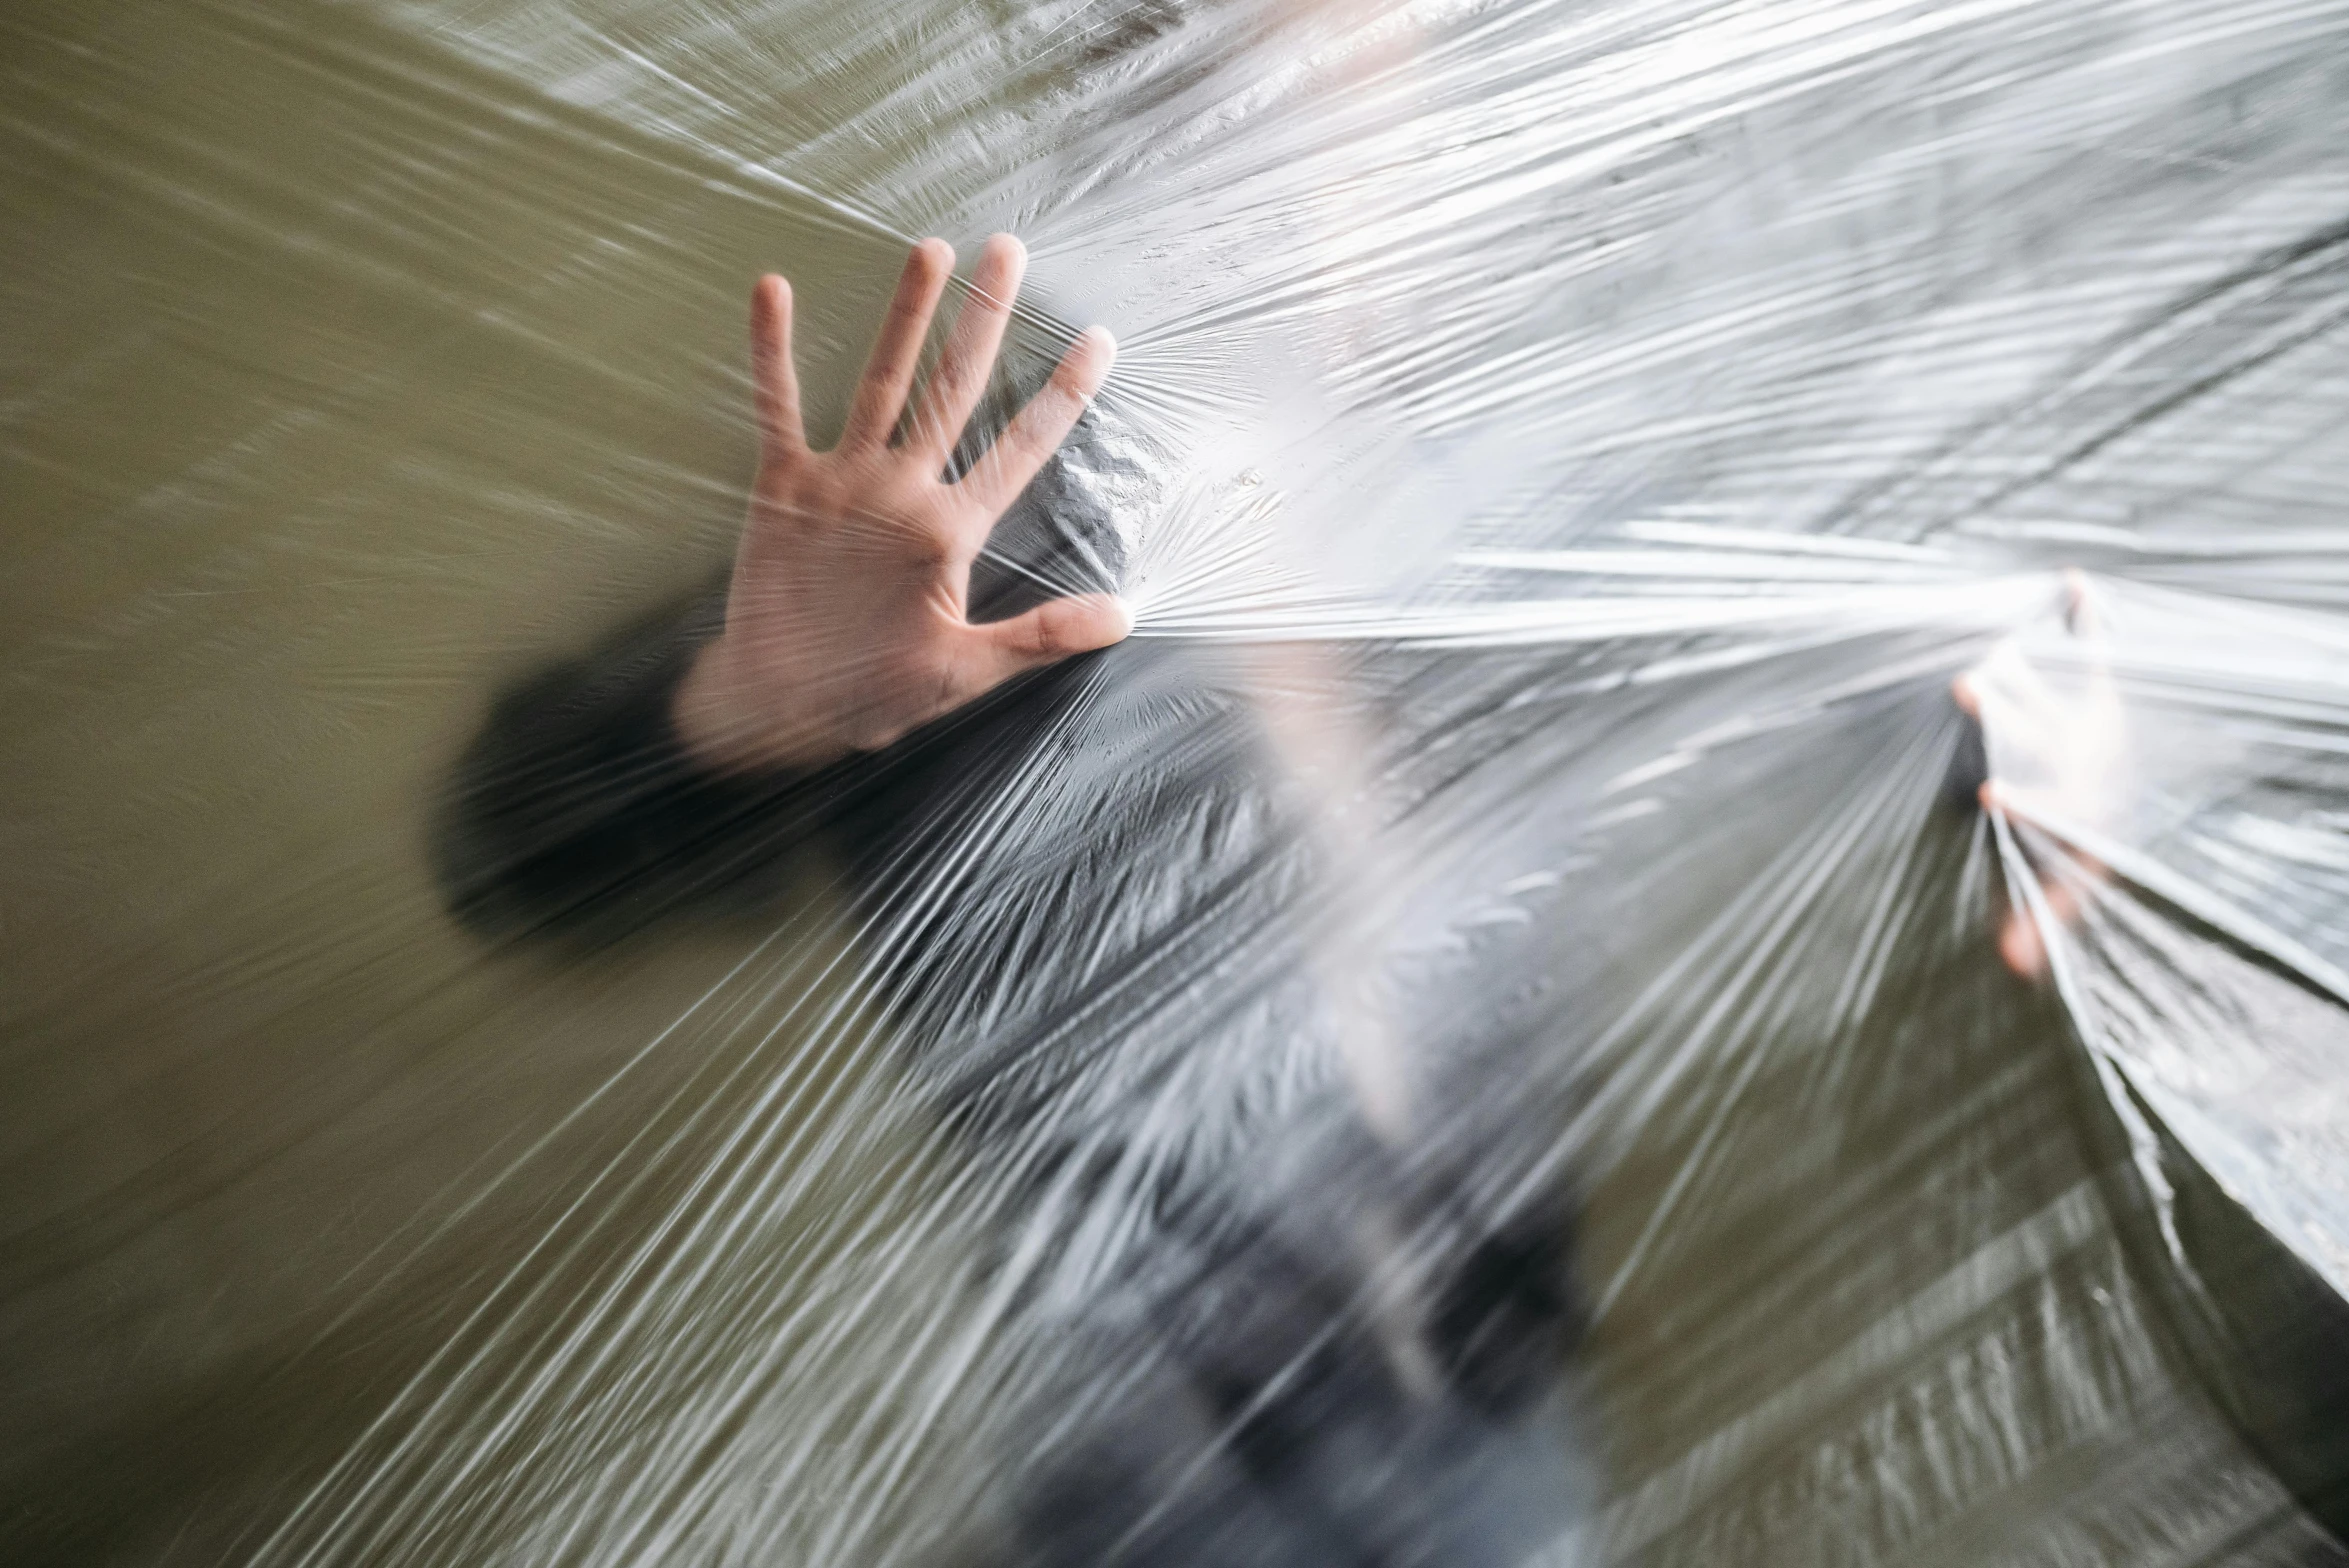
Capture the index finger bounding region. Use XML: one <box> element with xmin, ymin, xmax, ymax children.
<box><xmin>955</xmin><ymin>326</ymin><xmax>1115</xmax><ymax>518</ymax></box>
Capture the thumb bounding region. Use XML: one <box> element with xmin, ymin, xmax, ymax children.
<box><xmin>969</xmin><ymin>593</ymin><xmax>1133</xmax><ymax>681</ymax></box>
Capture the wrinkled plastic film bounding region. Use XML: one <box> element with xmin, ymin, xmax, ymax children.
<box><xmin>4</xmin><ymin>1</ymin><xmax>2347</xmax><ymax>1565</ymax></box>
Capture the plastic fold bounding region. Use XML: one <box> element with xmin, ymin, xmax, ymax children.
<box><xmin>2</xmin><ymin>0</ymin><xmax>2345</xmax><ymax>1565</ymax></box>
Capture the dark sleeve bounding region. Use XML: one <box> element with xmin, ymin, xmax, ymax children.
<box><xmin>431</xmin><ymin>585</ymin><xmax>806</xmax><ymax>942</ymax></box>
<box><xmin>434</xmin><ymin>392</ymin><xmax>1151</xmax><ymax>948</ymax></box>
<box><xmin>432</xmin><ymin>582</ymin><xmax>1097</xmax><ymax>946</ymax></box>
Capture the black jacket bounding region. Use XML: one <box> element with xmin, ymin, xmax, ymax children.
<box><xmin>433</xmin><ymin>437</ymin><xmax>1589</xmax><ymax>1567</ymax></box>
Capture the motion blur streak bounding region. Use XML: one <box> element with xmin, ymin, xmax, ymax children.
<box><xmin>2</xmin><ymin>0</ymin><xmax>2346</xmax><ymax>1565</ymax></box>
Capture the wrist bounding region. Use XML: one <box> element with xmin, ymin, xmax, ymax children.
<box><xmin>671</xmin><ymin>633</ymin><xmax>850</xmax><ymax>775</ymax></box>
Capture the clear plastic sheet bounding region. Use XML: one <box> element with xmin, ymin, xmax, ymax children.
<box><xmin>4</xmin><ymin>0</ymin><xmax>2347</xmax><ymax>1564</ymax></box>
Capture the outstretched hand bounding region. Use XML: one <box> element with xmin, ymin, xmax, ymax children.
<box><xmin>673</xmin><ymin>234</ymin><xmax>1129</xmax><ymax>772</ymax></box>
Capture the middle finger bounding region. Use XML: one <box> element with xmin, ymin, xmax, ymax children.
<box><xmin>908</xmin><ymin>233</ymin><xmax>1027</xmax><ymax>464</ymax></box>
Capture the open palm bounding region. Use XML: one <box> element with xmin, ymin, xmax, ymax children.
<box><xmin>674</xmin><ymin>235</ymin><xmax>1128</xmax><ymax>771</ymax></box>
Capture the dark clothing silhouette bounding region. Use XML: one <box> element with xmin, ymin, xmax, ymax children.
<box><xmin>435</xmin><ymin>439</ymin><xmax>1590</xmax><ymax>1567</ymax></box>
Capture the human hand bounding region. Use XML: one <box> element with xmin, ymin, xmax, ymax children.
<box><xmin>673</xmin><ymin>235</ymin><xmax>1128</xmax><ymax>772</ymax></box>
<box><xmin>1953</xmin><ymin>569</ymin><xmax>2124</xmax><ymax>980</ymax></box>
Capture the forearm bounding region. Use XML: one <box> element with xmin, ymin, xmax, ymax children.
<box><xmin>432</xmin><ymin>584</ymin><xmax>1099</xmax><ymax>945</ymax></box>
<box><xmin>432</xmin><ymin>586</ymin><xmax>819</xmax><ymax>941</ymax></box>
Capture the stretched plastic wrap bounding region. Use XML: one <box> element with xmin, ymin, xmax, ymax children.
<box><xmin>5</xmin><ymin>0</ymin><xmax>2346</xmax><ymax>1564</ymax></box>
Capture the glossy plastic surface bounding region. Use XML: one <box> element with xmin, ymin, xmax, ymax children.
<box><xmin>4</xmin><ymin>1</ymin><xmax>2346</xmax><ymax>1563</ymax></box>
